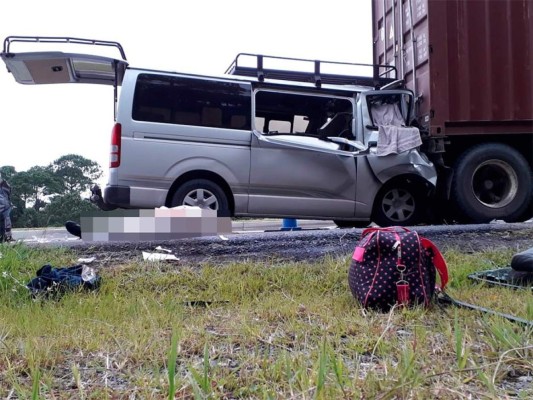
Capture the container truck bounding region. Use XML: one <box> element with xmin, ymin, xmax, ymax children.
<box><xmin>373</xmin><ymin>0</ymin><xmax>533</xmax><ymax>222</ymax></box>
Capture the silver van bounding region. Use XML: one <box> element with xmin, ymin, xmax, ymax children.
<box><xmin>1</xmin><ymin>36</ymin><xmax>437</xmax><ymax>227</ymax></box>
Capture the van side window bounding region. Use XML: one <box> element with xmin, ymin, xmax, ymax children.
<box><xmin>132</xmin><ymin>74</ymin><xmax>252</xmax><ymax>130</ymax></box>
<box><xmin>254</xmin><ymin>90</ymin><xmax>354</xmax><ymax>139</ymax></box>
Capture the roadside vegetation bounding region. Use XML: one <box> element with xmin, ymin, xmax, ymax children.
<box><xmin>1</xmin><ymin>154</ymin><xmax>101</xmax><ymax>228</ymax></box>
<box><xmin>0</xmin><ymin>243</ymin><xmax>531</xmax><ymax>399</ymax></box>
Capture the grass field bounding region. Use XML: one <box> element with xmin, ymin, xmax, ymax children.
<box><xmin>0</xmin><ymin>243</ymin><xmax>531</xmax><ymax>399</ymax></box>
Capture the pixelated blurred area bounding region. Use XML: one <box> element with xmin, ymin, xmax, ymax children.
<box><xmin>80</xmin><ymin>207</ymin><xmax>232</xmax><ymax>241</ymax></box>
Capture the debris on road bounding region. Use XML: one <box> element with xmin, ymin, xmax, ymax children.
<box><xmin>77</xmin><ymin>256</ymin><xmax>96</xmax><ymax>264</ymax></box>
<box><xmin>154</xmin><ymin>246</ymin><xmax>172</xmax><ymax>253</ymax></box>
<box><xmin>142</xmin><ymin>251</ymin><xmax>179</xmax><ymax>261</ymax></box>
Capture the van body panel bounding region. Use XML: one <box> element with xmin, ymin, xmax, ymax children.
<box><xmin>129</xmin><ymin>186</ymin><xmax>168</xmax><ymax>208</ymax></box>
<box><xmin>354</xmin><ymin>157</ymin><xmax>380</xmax><ymax>217</ymax></box>
<box><xmin>116</xmin><ymin>133</ymin><xmax>251</xmax><ymax>206</ymax></box>
<box><xmin>131</xmin><ymin>127</ymin><xmax>252</xmax><ymax>147</ymax></box>
<box><xmin>119</xmin><ymin>133</ymin><xmax>251</xmax><ymax>185</ymax></box>
<box><xmin>249</xmin><ymin>132</ymin><xmax>357</xmax><ymax>217</ymax></box>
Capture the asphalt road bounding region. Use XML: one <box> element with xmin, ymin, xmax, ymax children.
<box><xmin>18</xmin><ymin>219</ymin><xmax>529</xmax><ymax>266</ymax></box>
<box><xmin>11</xmin><ymin>218</ymin><xmax>533</xmax><ymax>266</ymax></box>
<box><xmin>11</xmin><ymin>219</ymin><xmax>338</xmax><ymax>244</ymax></box>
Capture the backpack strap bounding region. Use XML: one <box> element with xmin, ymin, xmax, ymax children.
<box><xmin>420</xmin><ymin>237</ymin><xmax>449</xmax><ymax>290</ymax></box>
<box><xmin>361</xmin><ymin>226</ymin><xmax>411</xmax><ymax>237</ymax></box>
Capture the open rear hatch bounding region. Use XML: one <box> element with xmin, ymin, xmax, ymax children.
<box><xmin>1</xmin><ymin>36</ymin><xmax>128</xmax><ymax>85</ymax></box>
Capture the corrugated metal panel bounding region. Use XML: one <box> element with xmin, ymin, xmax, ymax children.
<box><xmin>373</xmin><ymin>0</ymin><xmax>533</xmax><ymax>136</ymax></box>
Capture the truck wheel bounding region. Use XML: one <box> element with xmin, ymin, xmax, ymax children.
<box><xmin>171</xmin><ymin>179</ymin><xmax>230</xmax><ymax>217</ymax></box>
<box><xmin>451</xmin><ymin>143</ymin><xmax>532</xmax><ymax>223</ymax></box>
<box><xmin>372</xmin><ymin>181</ymin><xmax>425</xmax><ymax>227</ymax></box>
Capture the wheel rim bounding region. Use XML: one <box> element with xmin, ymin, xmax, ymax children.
<box><xmin>471</xmin><ymin>160</ymin><xmax>518</xmax><ymax>208</ymax></box>
<box><xmin>182</xmin><ymin>188</ymin><xmax>219</xmax><ymax>210</ymax></box>
<box><xmin>381</xmin><ymin>188</ymin><xmax>416</xmax><ymax>222</ymax></box>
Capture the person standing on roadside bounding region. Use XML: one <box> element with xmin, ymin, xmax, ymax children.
<box><xmin>0</xmin><ymin>172</ymin><xmax>13</xmax><ymax>242</ymax></box>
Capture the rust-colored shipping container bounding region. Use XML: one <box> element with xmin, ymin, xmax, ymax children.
<box><xmin>373</xmin><ymin>0</ymin><xmax>533</xmax><ymax>223</ymax></box>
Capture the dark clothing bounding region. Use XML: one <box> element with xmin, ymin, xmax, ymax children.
<box><xmin>26</xmin><ymin>264</ymin><xmax>101</xmax><ymax>297</ymax></box>
<box><xmin>0</xmin><ymin>179</ymin><xmax>12</xmax><ymax>241</ymax></box>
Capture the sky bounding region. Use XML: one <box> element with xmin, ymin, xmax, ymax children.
<box><xmin>0</xmin><ymin>0</ymin><xmax>373</xmax><ymax>182</ymax></box>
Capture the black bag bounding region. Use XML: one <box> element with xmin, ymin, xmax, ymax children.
<box><xmin>511</xmin><ymin>247</ymin><xmax>533</xmax><ymax>272</ymax></box>
<box><xmin>348</xmin><ymin>227</ymin><xmax>448</xmax><ymax>311</ymax></box>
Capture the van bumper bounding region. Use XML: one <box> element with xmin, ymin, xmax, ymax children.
<box><xmin>104</xmin><ymin>185</ymin><xmax>131</xmax><ymax>208</ymax></box>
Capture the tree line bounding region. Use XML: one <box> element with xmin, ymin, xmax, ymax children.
<box><xmin>0</xmin><ymin>154</ymin><xmax>102</xmax><ymax>228</ymax></box>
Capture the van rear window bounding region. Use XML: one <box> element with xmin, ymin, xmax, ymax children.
<box><xmin>132</xmin><ymin>74</ymin><xmax>251</xmax><ymax>130</ymax></box>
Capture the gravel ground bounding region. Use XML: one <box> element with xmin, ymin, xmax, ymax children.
<box><xmin>61</xmin><ymin>222</ymin><xmax>533</xmax><ymax>266</ymax></box>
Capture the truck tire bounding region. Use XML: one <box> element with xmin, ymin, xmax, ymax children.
<box><xmin>171</xmin><ymin>179</ymin><xmax>231</xmax><ymax>217</ymax></box>
<box><xmin>372</xmin><ymin>180</ymin><xmax>425</xmax><ymax>227</ymax></box>
<box><xmin>451</xmin><ymin>143</ymin><xmax>532</xmax><ymax>223</ymax></box>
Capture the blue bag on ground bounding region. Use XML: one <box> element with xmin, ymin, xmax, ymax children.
<box><xmin>26</xmin><ymin>264</ymin><xmax>101</xmax><ymax>296</ymax></box>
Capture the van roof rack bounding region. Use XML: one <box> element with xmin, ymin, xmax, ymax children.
<box><xmin>225</xmin><ymin>53</ymin><xmax>396</xmax><ymax>89</ymax></box>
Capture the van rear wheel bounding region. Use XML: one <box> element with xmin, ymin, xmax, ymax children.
<box><xmin>171</xmin><ymin>179</ymin><xmax>230</xmax><ymax>216</ymax></box>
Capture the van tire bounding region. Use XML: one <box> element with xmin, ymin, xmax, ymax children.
<box><xmin>171</xmin><ymin>179</ymin><xmax>230</xmax><ymax>217</ymax></box>
<box><xmin>451</xmin><ymin>144</ymin><xmax>532</xmax><ymax>223</ymax></box>
<box><xmin>372</xmin><ymin>181</ymin><xmax>425</xmax><ymax>227</ymax></box>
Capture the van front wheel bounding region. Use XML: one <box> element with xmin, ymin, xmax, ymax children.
<box><xmin>171</xmin><ymin>179</ymin><xmax>230</xmax><ymax>216</ymax></box>
<box><xmin>372</xmin><ymin>181</ymin><xmax>425</xmax><ymax>227</ymax></box>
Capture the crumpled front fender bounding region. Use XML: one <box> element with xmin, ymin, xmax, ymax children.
<box><xmin>366</xmin><ymin>149</ymin><xmax>437</xmax><ymax>186</ymax></box>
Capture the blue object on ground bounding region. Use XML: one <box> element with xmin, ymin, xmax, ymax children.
<box><xmin>281</xmin><ymin>218</ymin><xmax>301</xmax><ymax>231</ymax></box>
